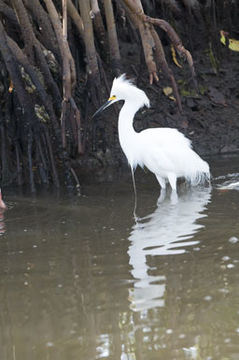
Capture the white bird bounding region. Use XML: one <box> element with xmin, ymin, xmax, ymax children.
<box><xmin>93</xmin><ymin>75</ymin><xmax>210</xmax><ymax>194</ymax></box>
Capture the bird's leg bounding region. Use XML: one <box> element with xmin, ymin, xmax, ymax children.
<box><xmin>167</xmin><ymin>173</ymin><xmax>177</xmax><ymax>191</ymax></box>
<box><xmin>170</xmin><ymin>190</ymin><xmax>178</xmax><ymax>204</ymax></box>
<box><xmin>130</xmin><ymin>166</ymin><xmax>138</xmax><ymax>221</ymax></box>
<box><xmin>167</xmin><ymin>172</ymin><xmax>178</xmax><ymax>204</ymax></box>
<box><xmin>156</xmin><ymin>175</ymin><xmax>166</xmax><ymax>189</ymax></box>
<box><xmin>156</xmin><ymin>175</ymin><xmax>166</xmax><ymax>204</ymax></box>
<box><xmin>157</xmin><ymin>189</ymin><xmax>166</xmax><ymax>205</ymax></box>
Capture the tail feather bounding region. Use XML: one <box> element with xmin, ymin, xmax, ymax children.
<box><xmin>186</xmin><ymin>170</ymin><xmax>210</xmax><ymax>186</ymax></box>
<box><xmin>185</xmin><ymin>157</ymin><xmax>210</xmax><ymax>185</ymax></box>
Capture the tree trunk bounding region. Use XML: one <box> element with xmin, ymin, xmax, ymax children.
<box><xmin>90</xmin><ymin>0</ymin><xmax>107</xmax><ymax>56</ymax></box>
<box><xmin>121</xmin><ymin>0</ymin><xmax>158</xmax><ymax>84</ymax></box>
<box><xmin>0</xmin><ymin>0</ymin><xmax>19</xmax><ymax>28</ymax></box>
<box><xmin>43</xmin><ymin>0</ymin><xmax>76</xmax><ymax>90</ymax></box>
<box><xmin>103</xmin><ymin>0</ymin><xmax>121</xmax><ymax>75</ymax></box>
<box><xmin>43</xmin><ymin>0</ymin><xmax>82</xmax><ymax>157</ymax></box>
<box><xmin>78</xmin><ymin>0</ymin><xmax>98</xmax><ymax>79</ymax></box>
<box><xmin>23</xmin><ymin>0</ymin><xmax>60</xmax><ymax>61</ymax></box>
<box><xmin>0</xmin><ymin>19</ymin><xmax>39</xmax><ymax>190</ymax></box>
<box><xmin>78</xmin><ymin>0</ymin><xmax>100</xmax><ymax>105</ymax></box>
<box><xmin>12</xmin><ymin>0</ymin><xmax>62</xmax><ymax>111</ymax></box>
<box><xmin>67</xmin><ymin>0</ymin><xmax>84</xmax><ymax>39</ymax></box>
<box><xmin>6</xmin><ymin>35</ymin><xmax>59</xmax><ymax>129</ymax></box>
<box><xmin>11</xmin><ymin>0</ymin><xmax>36</xmax><ymax>62</ymax></box>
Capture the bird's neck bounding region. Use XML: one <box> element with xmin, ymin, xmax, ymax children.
<box><xmin>118</xmin><ymin>100</ymin><xmax>140</xmax><ymax>167</ymax></box>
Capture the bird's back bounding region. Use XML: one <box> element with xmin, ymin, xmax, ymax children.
<box><xmin>136</xmin><ymin>127</ymin><xmax>210</xmax><ymax>184</ymax></box>
<box><xmin>146</xmin><ymin>127</ymin><xmax>191</xmax><ymax>145</ymax></box>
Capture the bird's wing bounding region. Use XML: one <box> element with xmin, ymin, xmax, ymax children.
<box><xmin>137</xmin><ymin>128</ymin><xmax>208</xmax><ymax>181</ymax></box>
<box><xmin>140</xmin><ymin>128</ymin><xmax>192</xmax><ymax>148</ymax></box>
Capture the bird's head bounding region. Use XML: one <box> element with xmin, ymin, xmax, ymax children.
<box><xmin>93</xmin><ymin>74</ymin><xmax>150</xmax><ymax>118</ymax></box>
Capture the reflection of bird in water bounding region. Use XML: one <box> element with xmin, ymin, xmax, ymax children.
<box><xmin>128</xmin><ymin>186</ymin><xmax>211</xmax><ymax>311</ymax></box>
<box><xmin>0</xmin><ymin>188</ymin><xmax>6</xmax><ymax>209</ymax></box>
<box><xmin>218</xmin><ymin>181</ymin><xmax>239</xmax><ymax>190</ymax></box>
<box><xmin>93</xmin><ymin>75</ymin><xmax>210</xmax><ymax>196</ymax></box>
<box><xmin>214</xmin><ymin>173</ymin><xmax>239</xmax><ymax>190</ymax></box>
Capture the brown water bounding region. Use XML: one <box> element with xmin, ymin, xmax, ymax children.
<box><xmin>1</xmin><ymin>155</ymin><xmax>239</xmax><ymax>360</ymax></box>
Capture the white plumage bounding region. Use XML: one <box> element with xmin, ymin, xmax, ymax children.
<box><xmin>94</xmin><ymin>74</ymin><xmax>210</xmax><ymax>192</ymax></box>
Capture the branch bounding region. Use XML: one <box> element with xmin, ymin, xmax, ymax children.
<box><xmin>67</xmin><ymin>0</ymin><xmax>84</xmax><ymax>38</ymax></box>
<box><xmin>0</xmin><ymin>0</ymin><xmax>19</xmax><ymax>27</ymax></box>
<box><xmin>143</xmin><ymin>16</ymin><xmax>197</xmax><ymax>87</ymax></box>
<box><xmin>151</xmin><ymin>28</ymin><xmax>182</xmax><ymax>111</ymax></box>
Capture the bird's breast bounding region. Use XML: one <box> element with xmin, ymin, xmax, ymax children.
<box><xmin>119</xmin><ymin>133</ymin><xmax>142</xmax><ymax>169</ymax></box>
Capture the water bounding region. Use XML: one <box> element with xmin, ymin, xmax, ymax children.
<box><xmin>1</xmin><ymin>155</ymin><xmax>239</xmax><ymax>360</ymax></box>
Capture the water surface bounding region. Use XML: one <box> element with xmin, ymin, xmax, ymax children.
<box><xmin>1</xmin><ymin>155</ymin><xmax>239</xmax><ymax>360</ymax></box>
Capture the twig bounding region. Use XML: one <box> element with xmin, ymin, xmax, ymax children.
<box><xmin>144</xmin><ymin>16</ymin><xmax>198</xmax><ymax>89</ymax></box>
<box><xmin>27</xmin><ymin>129</ymin><xmax>36</xmax><ymax>193</ymax></box>
<box><xmin>70</xmin><ymin>167</ymin><xmax>81</xmax><ymax>194</ymax></box>
<box><xmin>44</xmin><ymin>126</ymin><xmax>60</xmax><ymax>188</ymax></box>
<box><xmin>15</xmin><ymin>140</ymin><xmax>23</xmax><ymax>186</ymax></box>
<box><xmin>70</xmin><ymin>97</ymin><xmax>84</xmax><ymax>154</ymax></box>
<box><xmin>150</xmin><ymin>27</ymin><xmax>182</xmax><ymax>112</ymax></box>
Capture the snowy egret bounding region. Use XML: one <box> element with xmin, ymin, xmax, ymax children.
<box><xmin>0</xmin><ymin>188</ymin><xmax>6</xmax><ymax>209</ymax></box>
<box><xmin>93</xmin><ymin>74</ymin><xmax>210</xmax><ymax>193</ymax></box>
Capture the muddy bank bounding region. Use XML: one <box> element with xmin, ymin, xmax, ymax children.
<box><xmin>1</xmin><ymin>0</ymin><xmax>239</xmax><ymax>189</ymax></box>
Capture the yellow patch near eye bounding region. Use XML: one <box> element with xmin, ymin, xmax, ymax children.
<box><xmin>108</xmin><ymin>95</ymin><xmax>116</xmax><ymax>101</ymax></box>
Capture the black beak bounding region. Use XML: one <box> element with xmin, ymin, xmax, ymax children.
<box><xmin>92</xmin><ymin>100</ymin><xmax>112</xmax><ymax>118</ymax></box>
<box><xmin>92</xmin><ymin>95</ymin><xmax>117</xmax><ymax>118</ymax></box>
